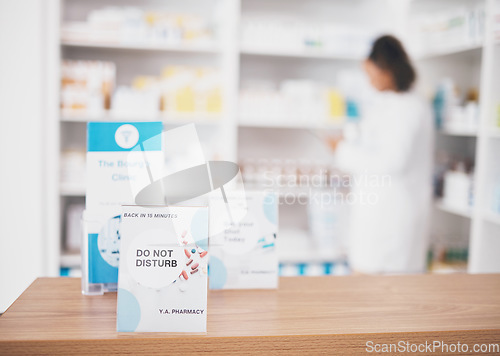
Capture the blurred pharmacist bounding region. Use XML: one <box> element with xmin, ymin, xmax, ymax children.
<box><xmin>331</xmin><ymin>35</ymin><xmax>433</xmax><ymax>274</ymax></box>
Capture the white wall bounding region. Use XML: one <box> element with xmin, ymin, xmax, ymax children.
<box><xmin>0</xmin><ymin>0</ymin><xmax>58</xmax><ymax>313</ymax></box>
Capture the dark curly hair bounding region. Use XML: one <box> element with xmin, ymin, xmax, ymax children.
<box><xmin>368</xmin><ymin>35</ymin><xmax>416</xmax><ymax>92</ymax></box>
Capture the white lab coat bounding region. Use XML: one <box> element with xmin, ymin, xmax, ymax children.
<box><xmin>336</xmin><ymin>90</ymin><xmax>433</xmax><ymax>274</ymax></box>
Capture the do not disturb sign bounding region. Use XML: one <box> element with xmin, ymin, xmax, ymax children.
<box><xmin>117</xmin><ymin>205</ymin><xmax>208</xmax><ymax>332</ymax></box>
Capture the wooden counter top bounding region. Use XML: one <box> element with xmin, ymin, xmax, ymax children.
<box><xmin>1</xmin><ymin>275</ymin><xmax>499</xmax><ymax>354</ymax></box>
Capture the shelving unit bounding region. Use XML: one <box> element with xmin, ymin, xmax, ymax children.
<box><xmin>46</xmin><ymin>0</ymin><xmax>500</xmax><ymax>276</ymax></box>
<box><xmin>468</xmin><ymin>0</ymin><xmax>500</xmax><ymax>273</ymax></box>
<box><xmin>51</xmin><ymin>0</ymin><xmax>381</xmax><ymax>275</ymax></box>
<box><xmin>55</xmin><ymin>0</ymin><xmax>240</xmax><ymax>276</ymax></box>
<box><xmin>407</xmin><ymin>0</ymin><xmax>500</xmax><ymax>273</ymax></box>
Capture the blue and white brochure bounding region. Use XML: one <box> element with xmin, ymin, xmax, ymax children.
<box><xmin>117</xmin><ymin>205</ymin><xmax>208</xmax><ymax>332</ymax></box>
<box><xmin>209</xmin><ymin>191</ymin><xmax>278</xmax><ymax>290</ymax></box>
<box><xmin>83</xmin><ymin>122</ymin><xmax>163</xmax><ymax>294</ymax></box>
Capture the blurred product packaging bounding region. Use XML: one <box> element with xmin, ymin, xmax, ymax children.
<box><xmin>61</xmin><ymin>60</ymin><xmax>115</xmax><ymax>115</ymax></box>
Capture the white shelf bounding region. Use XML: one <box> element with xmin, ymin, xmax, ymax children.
<box><xmin>436</xmin><ymin>200</ymin><xmax>472</xmax><ymax>219</ymax></box>
<box><xmin>238</xmin><ymin>117</ymin><xmax>344</xmax><ymax>130</ymax></box>
<box><xmin>487</xmin><ymin>127</ymin><xmax>500</xmax><ymax>138</ymax></box>
<box><xmin>416</xmin><ymin>43</ymin><xmax>483</xmax><ymax>60</ymax></box>
<box><xmin>60</xmin><ymin>183</ymin><xmax>86</xmax><ymax>197</ymax></box>
<box><xmin>60</xmin><ymin>253</ymin><xmax>81</xmax><ymax>268</ymax></box>
<box><xmin>61</xmin><ymin>39</ymin><xmax>221</xmax><ymax>54</ymax></box>
<box><xmin>240</xmin><ymin>46</ymin><xmax>363</xmax><ymax>60</ymax></box>
<box><xmin>482</xmin><ymin>211</ymin><xmax>500</xmax><ymax>226</ymax></box>
<box><xmin>60</xmin><ymin>110</ymin><xmax>223</xmax><ymax>126</ymax></box>
<box><xmin>438</xmin><ymin>128</ymin><xmax>478</xmax><ymax>137</ymax></box>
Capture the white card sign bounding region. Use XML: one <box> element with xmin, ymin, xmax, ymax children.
<box><xmin>117</xmin><ymin>205</ymin><xmax>208</xmax><ymax>332</ymax></box>
<box><xmin>209</xmin><ymin>191</ymin><xmax>278</xmax><ymax>290</ymax></box>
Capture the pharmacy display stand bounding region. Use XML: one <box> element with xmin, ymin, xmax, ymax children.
<box><xmin>79</xmin><ymin>119</ymin><xmax>282</xmax><ymax>334</ymax></box>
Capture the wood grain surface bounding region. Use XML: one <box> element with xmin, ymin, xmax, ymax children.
<box><xmin>0</xmin><ymin>275</ymin><xmax>499</xmax><ymax>354</ymax></box>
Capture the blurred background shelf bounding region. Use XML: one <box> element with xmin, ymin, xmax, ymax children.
<box><xmin>416</xmin><ymin>43</ymin><xmax>483</xmax><ymax>60</ymax></box>
<box><xmin>438</xmin><ymin>128</ymin><xmax>478</xmax><ymax>137</ymax></box>
<box><xmin>240</xmin><ymin>46</ymin><xmax>363</xmax><ymax>61</ymax></box>
<box><xmin>238</xmin><ymin>117</ymin><xmax>344</xmax><ymax>130</ymax></box>
<box><xmin>61</xmin><ymin>39</ymin><xmax>221</xmax><ymax>53</ymax></box>
<box><xmin>60</xmin><ymin>183</ymin><xmax>86</xmax><ymax>197</ymax></box>
<box><xmin>488</xmin><ymin>127</ymin><xmax>500</xmax><ymax>138</ymax></box>
<box><xmin>482</xmin><ymin>211</ymin><xmax>500</xmax><ymax>226</ymax></box>
<box><xmin>5</xmin><ymin>0</ymin><xmax>498</xmax><ymax>289</ymax></box>
<box><xmin>54</xmin><ymin>0</ymin><xmax>500</xmax><ymax>277</ymax></box>
<box><xmin>61</xmin><ymin>110</ymin><xmax>223</xmax><ymax>125</ymax></box>
<box><xmin>435</xmin><ymin>199</ymin><xmax>472</xmax><ymax>219</ymax></box>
